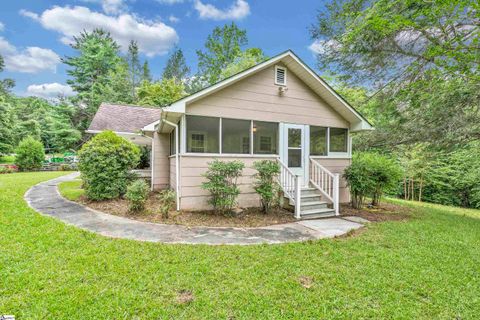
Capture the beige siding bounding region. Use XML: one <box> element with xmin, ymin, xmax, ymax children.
<box><xmin>179</xmin><ymin>155</ymin><xmax>276</xmax><ymax>210</ymax></box>
<box><xmin>187</xmin><ymin>64</ymin><xmax>349</xmax><ymax>128</ymax></box>
<box><xmin>312</xmin><ymin>157</ymin><xmax>351</xmax><ymax>203</ymax></box>
<box><xmin>169</xmin><ymin>156</ymin><xmax>176</xmax><ymax>191</ymax></box>
<box><xmin>152</xmin><ymin>132</ymin><xmax>170</xmax><ymax>190</ymax></box>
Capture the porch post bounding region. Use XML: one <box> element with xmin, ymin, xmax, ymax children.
<box><xmin>333</xmin><ymin>173</ymin><xmax>340</xmax><ymax>216</ymax></box>
<box><xmin>295</xmin><ymin>176</ymin><xmax>301</xmax><ymax>219</ymax></box>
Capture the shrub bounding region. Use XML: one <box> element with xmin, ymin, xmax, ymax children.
<box><xmin>253</xmin><ymin>160</ymin><xmax>281</xmax><ymax>213</ymax></box>
<box><xmin>344</xmin><ymin>152</ymin><xmax>402</xmax><ymax>209</ymax></box>
<box><xmin>201</xmin><ymin>159</ymin><xmax>244</xmax><ymax>214</ymax></box>
<box><xmin>15</xmin><ymin>137</ymin><xmax>45</xmax><ymax>171</ymax></box>
<box><xmin>158</xmin><ymin>189</ymin><xmax>176</xmax><ymax>218</ymax></box>
<box><xmin>78</xmin><ymin>131</ymin><xmax>140</xmax><ymax>201</ymax></box>
<box><xmin>125</xmin><ymin>179</ymin><xmax>149</xmax><ymax>212</ymax></box>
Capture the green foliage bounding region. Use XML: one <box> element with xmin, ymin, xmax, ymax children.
<box><xmin>64</xmin><ymin>29</ymin><xmax>122</xmax><ymax>130</ymax></box>
<box><xmin>137</xmin><ymin>79</ymin><xmax>186</xmax><ymax>107</ymax></box>
<box><xmin>78</xmin><ymin>131</ymin><xmax>140</xmax><ymax>200</ymax></box>
<box><xmin>197</xmin><ymin>22</ymin><xmax>248</xmax><ymax>84</ymax></box>
<box><xmin>253</xmin><ymin>160</ymin><xmax>280</xmax><ymax>213</ymax></box>
<box><xmin>142</xmin><ymin>61</ymin><xmax>152</xmax><ymax>82</ymax></box>
<box><xmin>162</xmin><ymin>47</ymin><xmax>190</xmax><ymax>81</ymax></box>
<box><xmin>127</xmin><ymin>40</ymin><xmax>142</xmax><ymax>101</ymax></box>
<box><xmin>201</xmin><ymin>159</ymin><xmax>245</xmax><ymax>214</ymax></box>
<box><xmin>125</xmin><ymin>179</ymin><xmax>149</xmax><ymax>212</ymax></box>
<box><xmin>157</xmin><ymin>189</ymin><xmax>176</xmax><ymax>218</ymax></box>
<box><xmin>344</xmin><ymin>153</ymin><xmax>402</xmax><ymax>209</ymax></box>
<box><xmin>15</xmin><ymin>137</ymin><xmax>45</xmax><ymax>171</ymax></box>
<box><xmin>220</xmin><ymin>48</ymin><xmax>267</xmax><ymax>80</ymax></box>
<box><xmin>0</xmin><ymin>54</ymin><xmax>15</xmax><ymax>95</ymax></box>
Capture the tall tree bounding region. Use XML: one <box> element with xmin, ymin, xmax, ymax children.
<box><xmin>137</xmin><ymin>79</ymin><xmax>185</xmax><ymax>107</ymax></box>
<box><xmin>126</xmin><ymin>40</ymin><xmax>142</xmax><ymax>101</ymax></box>
<box><xmin>63</xmin><ymin>29</ymin><xmax>121</xmax><ymax>130</ymax></box>
<box><xmin>142</xmin><ymin>61</ymin><xmax>152</xmax><ymax>82</ymax></box>
<box><xmin>162</xmin><ymin>46</ymin><xmax>190</xmax><ymax>82</ymax></box>
<box><xmin>197</xmin><ymin>22</ymin><xmax>248</xmax><ymax>84</ymax></box>
<box><xmin>310</xmin><ymin>0</ymin><xmax>480</xmax><ymax>147</ymax></box>
<box><xmin>0</xmin><ymin>55</ymin><xmax>15</xmax><ymax>95</ymax></box>
<box><xmin>219</xmin><ymin>48</ymin><xmax>267</xmax><ymax>79</ymax></box>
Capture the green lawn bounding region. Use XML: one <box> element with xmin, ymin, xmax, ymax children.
<box><xmin>58</xmin><ymin>179</ymin><xmax>84</xmax><ymax>201</ymax></box>
<box><xmin>1</xmin><ymin>172</ymin><xmax>479</xmax><ymax>319</ymax></box>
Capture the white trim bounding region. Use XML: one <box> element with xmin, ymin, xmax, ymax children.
<box><xmin>86</xmin><ymin>129</ymin><xmax>142</xmax><ymax>136</ymax></box>
<box><xmin>181</xmin><ymin>153</ymin><xmax>278</xmax><ymax>158</ymax></box>
<box><xmin>274</xmin><ymin>65</ymin><xmax>287</xmax><ymax>86</ymax></box>
<box><xmin>163</xmin><ymin>119</ymin><xmax>180</xmax><ymax>211</ymax></box>
<box><xmin>219</xmin><ymin>117</ymin><xmax>223</xmax><ymax>154</ymax></box>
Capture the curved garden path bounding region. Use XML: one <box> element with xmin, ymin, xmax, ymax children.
<box><xmin>24</xmin><ymin>172</ymin><xmax>367</xmax><ymax>245</ymax></box>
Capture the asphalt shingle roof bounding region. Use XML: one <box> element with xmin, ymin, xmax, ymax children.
<box><xmin>88</xmin><ymin>103</ymin><xmax>161</xmax><ymax>133</ymax></box>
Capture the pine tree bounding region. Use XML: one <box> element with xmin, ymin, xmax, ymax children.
<box><xmin>162</xmin><ymin>47</ymin><xmax>190</xmax><ymax>82</ymax></box>
<box><xmin>126</xmin><ymin>40</ymin><xmax>142</xmax><ymax>101</ymax></box>
<box><xmin>142</xmin><ymin>61</ymin><xmax>152</xmax><ymax>82</ymax></box>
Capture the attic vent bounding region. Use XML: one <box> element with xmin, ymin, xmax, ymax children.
<box><xmin>275</xmin><ymin>66</ymin><xmax>287</xmax><ymax>86</ymax></box>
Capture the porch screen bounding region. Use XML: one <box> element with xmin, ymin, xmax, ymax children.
<box><xmin>310</xmin><ymin>126</ymin><xmax>327</xmax><ymax>156</ymax></box>
<box><xmin>329</xmin><ymin>128</ymin><xmax>348</xmax><ymax>152</ymax></box>
<box><xmin>253</xmin><ymin>121</ymin><xmax>278</xmax><ymax>154</ymax></box>
<box><xmin>222</xmin><ymin>118</ymin><xmax>251</xmax><ymax>154</ymax></box>
<box><xmin>186</xmin><ymin>115</ymin><xmax>219</xmax><ymax>153</ymax></box>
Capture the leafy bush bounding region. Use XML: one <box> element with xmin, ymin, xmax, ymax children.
<box><xmin>125</xmin><ymin>179</ymin><xmax>149</xmax><ymax>212</ymax></box>
<box><xmin>344</xmin><ymin>153</ymin><xmax>402</xmax><ymax>209</ymax></box>
<box><xmin>158</xmin><ymin>189</ymin><xmax>176</xmax><ymax>218</ymax></box>
<box><xmin>15</xmin><ymin>137</ymin><xmax>45</xmax><ymax>171</ymax></box>
<box><xmin>78</xmin><ymin>131</ymin><xmax>140</xmax><ymax>200</ymax></box>
<box><xmin>253</xmin><ymin>160</ymin><xmax>280</xmax><ymax>213</ymax></box>
<box><xmin>201</xmin><ymin>159</ymin><xmax>244</xmax><ymax>214</ymax></box>
<box><xmin>0</xmin><ymin>165</ymin><xmax>17</xmax><ymax>174</ymax></box>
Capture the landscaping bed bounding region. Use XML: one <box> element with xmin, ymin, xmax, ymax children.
<box><xmin>59</xmin><ymin>179</ymin><xmax>296</xmax><ymax>227</ymax></box>
<box><xmin>340</xmin><ymin>202</ymin><xmax>412</xmax><ymax>222</ymax></box>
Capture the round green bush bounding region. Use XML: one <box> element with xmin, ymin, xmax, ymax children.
<box><xmin>78</xmin><ymin>131</ymin><xmax>140</xmax><ymax>200</ymax></box>
<box><xmin>15</xmin><ymin>137</ymin><xmax>45</xmax><ymax>171</ymax></box>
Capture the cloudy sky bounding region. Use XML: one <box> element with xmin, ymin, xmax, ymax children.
<box><xmin>0</xmin><ymin>0</ymin><xmax>325</xmax><ymax>99</ymax></box>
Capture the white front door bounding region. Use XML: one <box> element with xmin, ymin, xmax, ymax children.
<box><xmin>281</xmin><ymin>123</ymin><xmax>307</xmax><ymax>186</ymax></box>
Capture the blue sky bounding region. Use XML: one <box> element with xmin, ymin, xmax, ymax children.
<box><xmin>0</xmin><ymin>0</ymin><xmax>326</xmax><ymax>98</ymax></box>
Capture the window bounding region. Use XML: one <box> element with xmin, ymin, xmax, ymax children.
<box><xmin>329</xmin><ymin>128</ymin><xmax>348</xmax><ymax>153</ymax></box>
<box><xmin>310</xmin><ymin>126</ymin><xmax>327</xmax><ymax>156</ymax></box>
<box><xmin>222</xmin><ymin>118</ymin><xmax>250</xmax><ymax>154</ymax></box>
<box><xmin>253</xmin><ymin>121</ymin><xmax>278</xmax><ymax>154</ymax></box>
<box><xmin>288</xmin><ymin>128</ymin><xmax>302</xmax><ymax>168</ymax></box>
<box><xmin>186</xmin><ymin>115</ymin><xmax>219</xmax><ymax>153</ymax></box>
<box><xmin>275</xmin><ymin>66</ymin><xmax>287</xmax><ymax>86</ymax></box>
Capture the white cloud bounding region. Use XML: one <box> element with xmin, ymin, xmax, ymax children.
<box><xmin>27</xmin><ymin>83</ymin><xmax>75</xmax><ymax>99</ymax></box>
<box><xmin>19</xmin><ymin>9</ymin><xmax>39</xmax><ymax>20</ymax></box>
<box><xmin>168</xmin><ymin>15</ymin><xmax>180</xmax><ymax>23</ymax></box>
<box><xmin>102</xmin><ymin>0</ymin><xmax>126</xmax><ymax>14</ymax></box>
<box><xmin>0</xmin><ymin>37</ymin><xmax>60</xmax><ymax>73</ymax></box>
<box><xmin>21</xmin><ymin>6</ymin><xmax>178</xmax><ymax>57</ymax></box>
<box><xmin>0</xmin><ymin>22</ymin><xmax>4</xmax><ymax>32</ymax></box>
<box><xmin>194</xmin><ymin>0</ymin><xmax>250</xmax><ymax>20</ymax></box>
<box><xmin>308</xmin><ymin>39</ymin><xmax>341</xmax><ymax>55</ymax></box>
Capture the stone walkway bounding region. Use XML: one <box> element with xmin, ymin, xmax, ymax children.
<box><xmin>24</xmin><ymin>173</ymin><xmax>368</xmax><ymax>245</ymax></box>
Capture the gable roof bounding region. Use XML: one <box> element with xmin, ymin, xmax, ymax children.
<box><xmin>88</xmin><ymin>103</ymin><xmax>162</xmax><ymax>134</ymax></box>
<box><xmin>159</xmin><ymin>50</ymin><xmax>373</xmax><ymax>132</ymax></box>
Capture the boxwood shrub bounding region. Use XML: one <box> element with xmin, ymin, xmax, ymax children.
<box><xmin>15</xmin><ymin>137</ymin><xmax>45</xmax><ymax>171</ymax></box>
<box><xmin>78</xmin><ymin>131</ymin><xmax>140</xmax><ymax>201</ymax></box>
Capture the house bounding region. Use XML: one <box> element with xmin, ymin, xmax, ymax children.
<box><xmin>87</xmin><ymin>50</ymin><xmax>373</xmax><ymax>219</ymax></box>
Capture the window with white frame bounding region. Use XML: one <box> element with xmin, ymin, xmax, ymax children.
<box><xmin>222</xmin><ymin>118</ymin><xmax>250</xmax><ymax>154</ymax></box>
<box><xmin>186</xmin><ymin>115</ymin><xmax>219</xmax><ymax>153</ymax></box>
<box><xmin>310</xmin><ymin>126</ymin><xmax>328</xmax><ymax>156</ymax></box>
<box><xmin>253</xmin><ymin>121</ymin><xmax>278</xmax><ymax>154</ymax></box>
<box><xmin>329</xmin><ymin>128</ymin><xmax>348</xmax><ymax>153</ymax></box>
<box><xmin>275</xmin><ymin>66</ymin><xmax>287</xmax><ymax>86</ymax></box>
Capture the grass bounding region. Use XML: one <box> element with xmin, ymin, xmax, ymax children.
<box><xmin>58</xmin><ymin>179</ymin><xmax>84</xmax><ymax>201</ymax></box>
<box><xmin>1</xmin><ymin>172</ymin><xmax>480</xmax><ymax>319</ymax></box>
<box><xmin>0</xmin><ymin>155</ymin><xmax>15</xmax><ymax>164</ymax></box>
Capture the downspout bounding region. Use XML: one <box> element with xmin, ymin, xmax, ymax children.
<box><xmin>162</xmin><ymin>119</ymin><xmax>180</xmax><ymax>211</ymax></box>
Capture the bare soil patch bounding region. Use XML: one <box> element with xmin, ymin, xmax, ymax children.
<box><xmin>78</xmin><ymin>193</ymin><xmax>296</xmax><ymax>228</ymax></box>
<box><xmin>340</xmin><ymin>202</ymin><xmax>411</xmax><ymax>222</ymax></box>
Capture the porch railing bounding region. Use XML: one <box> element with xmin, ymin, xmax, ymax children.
<box><xmin>277</xmin><ymin>159</ymin><xmax>301</xmax><ymax>219</ymax></box>
<box><xmin>309</xmin><ymin>157</ymin><xmax>340</xmax><ymax>215</ymax></box>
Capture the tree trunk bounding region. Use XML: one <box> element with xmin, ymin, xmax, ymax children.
<box><xmin>404</xmin><ymin>177</ymin><xmax>407</xmax><ymax>200</ymax></box>
<box><xmin>411</xmin><ymin>177</ymin><xmax>415</xmax><ymax>201</ymax></box>
<box><xmin>419</xmin><ymin>177</ymin><xmax>423</xmax><ymax>202</ymax></box>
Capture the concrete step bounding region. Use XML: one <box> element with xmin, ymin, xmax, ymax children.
<box><xmin>300</xmin><ymin>200</ymin><xmax>329</xmax><ymax>210</ymax></box>
<box><xmin>300</xmin><ymin>207</ymin><xmax>336</xmax><ymax>219</ymax></box>
<box><xmin>301</xmin><ymin>188</ymin><xmax>322</xmax><ymax>196</ymax></box>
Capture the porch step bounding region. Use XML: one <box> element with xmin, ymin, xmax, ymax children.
<box><xmin>301</xmin><ymin>200</ymin><xmax>329</xmax><ymax>210</ymax></box>
<box><xmin>300</xmin><ymin>207</ymin><xmax>336</xmax><ymax>219</ymax></box>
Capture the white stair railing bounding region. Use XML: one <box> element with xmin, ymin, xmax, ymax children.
<box><xmin>277</xmin><ymin>159</ymin><xmax>301</xmax><ymax>219</ymax></box>
<box><xmin>309</xmin><ymin>158</ymin><xmax>340</xmax><ymax>215</ymax></box>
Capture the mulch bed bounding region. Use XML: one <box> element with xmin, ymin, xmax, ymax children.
<box><xmin>340</xmin><ymin>202</ymin><xmax>412</xmax><ymax>222</ymax></box>
<box><xmin>78</xmin><ymin>193</ymin><xmax>297</xmax><ymax>228</ymax></box>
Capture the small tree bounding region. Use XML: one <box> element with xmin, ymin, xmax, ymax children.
<box><xmin>78</xmin><ymin>131</ymin><xmax>140</xmax><ymax>200</ymax></box>
<box><xmin>253</xmin><ymin>160</ymin><xmax>280</xmax><ymax>213</ymax></box>
<box><xmin>201</xmin><ymin>160</ymin><xmax>244</xmax><ymax>214</ymax></box>
<box><xmin>125</xmin><ymin>179</ymin><xmax>149</xmax><ymax>212</ymax></box>
<box><xmin>15</xmin><ymin>137</ymin><xmax>45</xmax><ymax>171</ymax></box>
<box><xmin>344</xmin><ymin>153</ymin><xmax>402</xmax><ymax>209</ymax></box>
